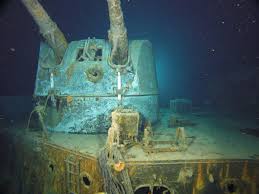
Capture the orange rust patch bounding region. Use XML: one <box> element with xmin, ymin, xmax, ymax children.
<box><xmin>242</xmin><ymin>160</ymin><xmax>251</xmax><ymax>183</ymax></box>
<box><xmin>113</xmin><ymin>161</ymin><xmax>125</xmax><ymax>172</ymax></box>
<box><xmin>66</xmin><ymin>96</ymin><xmax>73</xmax><ymax>104</ymax></box>
<box><xmin>195</xmin><ymin>163</ymin><xmax>205</xmax><ymax>191</ymax></box>
<box><xmin>251</xmin><ymin>174</ymin><xmax>257</xmax><ymax>194</ymax></box>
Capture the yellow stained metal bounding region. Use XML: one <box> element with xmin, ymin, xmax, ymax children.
<box><xmin>251</xmin><ymin>175</ymin><xmax>257</xmax><ymax>194</ymax></box>
<box><xmin>42</xmin><ymin>142</ymin><xmax>103</xmax><ymax>194</ymax></box>
<box><xmin>8</xmin><ymin>131</ymin><xmax>259</xmax><ymax>194</ymax></box>
<box><xmin>242</xmin><ymin>160</ymin><xmax>251</xmax><ymax>183</ymax></box>
<box><xmin>192</xmin><ymin>162</ymin><xmax>204</xmax><ymax>194</ymax></box>
<box><xmin>195</xmin><ymin>162</ymin><xmax>205</xmax><ymax>191</ymax></box>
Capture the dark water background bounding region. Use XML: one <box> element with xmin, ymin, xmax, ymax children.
<box><xmin>0</xmin><ymin>0</ymin><xmax>258</xmax><ymax>115</ymax></box>
<box><xmin>0</xmin><ymin>1</ymin><xmax>258</xmax><ymax>193</ymax></box>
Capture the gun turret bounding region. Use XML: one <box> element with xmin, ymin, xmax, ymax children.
<box><xmin>21</xmin><ymin>0</ymin><xmax>68</xmax><ymax>63</ymax></box>
<box><xmin>107</xmin><ymin>0</ymin><xmax>129</xmax><ymax>68</ymax></box>
<box><xmin>32</xmin><ymin>0</ymin><xmax>159</xmax><ymax>134</ymax></box>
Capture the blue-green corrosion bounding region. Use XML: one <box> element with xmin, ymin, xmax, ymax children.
<box><xmin>35</xmin><ymin>39</ymin><xmax>159</xmax><ymax>133</ymax></box>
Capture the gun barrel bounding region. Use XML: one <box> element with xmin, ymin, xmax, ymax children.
<box><xmin>21</xmin><ymin>0</ymin><xmax>67</xmax><ymax>63</ymax></box>
<box><xmin>107</xmin><ymin>0</ymin><xmax>128</xmax><ymax>67</ymax></box>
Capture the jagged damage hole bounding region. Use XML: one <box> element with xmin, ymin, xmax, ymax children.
<box><xmin>227</xmin><ymin>183</ymin><xmax>236</xmax><ymax>193</ymax></box>
<box><xmin>76</xmin><ymin>48</ymin><xmax>84</xmax><ymax>61</ymax></box>
<box><xmin>95</xmin><ymin>48</ymin><xmax>102</xmax><ymax>61</ymax></box>
<box><xmin>82</xmin><ymin>175</ymin><xmax>91</xmax><ymax>187</ymax></box>
<box><xmin>135</xmin><ymin>186</ymin><xmax>171</xmax><ymax>194</ymax></box>
<box><xmin>49</xmin><ymin>164</ymin><xmax>54</xmax><ymax>172</ymax></box>
<box><xmin>76</xmin><ymin>47</ymin><xmax>102</xmax><ymax>62</ymax></box>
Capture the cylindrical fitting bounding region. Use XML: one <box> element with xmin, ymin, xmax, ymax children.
<box><xmin>21</xmin><ymin>0</ymin><xmax>68</xmax><ymax>63</ymax></box>
<box><xmin>107</xmin><ymin>0</ymin><xmax>128</xmax><ymax>66</ymax></box>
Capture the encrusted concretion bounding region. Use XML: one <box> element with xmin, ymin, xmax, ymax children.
<box><xmin>107</xmin><ymin>109</ymin><xmax>139</xmax><ymax>147</ymax></box>
<box><xmin>21</xmin><ymin>0</ymin><xmax>67</xmax><ymax>63</ymax></box>
<box><xmin>107</xmin><ymin>0</ymin><xmax>128</xmax><ymax>66</ymax></box>
<box><xmin>35</xmin><ymin>39</ymin><xmax>158</xmax><ymax>133</ymax></box>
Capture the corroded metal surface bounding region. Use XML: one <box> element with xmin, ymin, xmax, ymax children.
<box><xmin>127</xmin><ymin>160</ymin><xmax>259</xmax><ymax>194</ymax></box>
<box><xmin>107</xmin><ymin>109</ymin><xmax>139</xmax><ymax>147</ymax></box>
<box><xmin>4</xmin><ymin>132</ymin><xmax>103</xmax><ymax>194</ymax></box>
<box><xmin>4</xmin><ymin>130</ymin><xmax>259</xmax><ymax>194</ymax></box>
<box><xmin>107</xmin><ymin>0</ymin><xmax>128</xmax><ymax>66</ymax></box>
<box><xmin>34</xmin><ymin>40</ymin><xmax>159</xmax><ymax>133</ymax></box>
<box><xmin>21</xmin><ymin>0</ymin><xmax>67</xmax><ymax>63</ymax></box>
